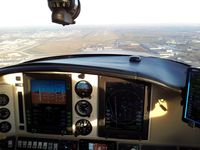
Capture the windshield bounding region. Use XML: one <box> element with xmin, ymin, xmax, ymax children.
<box><xmin>0</xmin><ymin>0</ymin><xmax>200</xmax><ymax>67</ymax></box>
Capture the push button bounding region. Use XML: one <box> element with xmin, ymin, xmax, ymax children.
<box><xmin>38</xmin><ymin>142</ymin><xmax>43</xmax><ymax>149</ymax></box>
<box><xmin>22</xmin><ymin>141</ymin><xmax>27</xmax><ymax>148</ymax></box>
<box><xmin>53</xmin><ymin>143</ymin><xmax>58</xmax><ymax>150</ymax></box>
<box><xmin>43</xmin><ymin>142</ymin><xmax>48</xmax><ymax>150</ymax></box>
<box><xmin>27</xmin><ymin>141</ymin><xmax>32</xmax><ymax>149</ymax></box>
<box><xmin>48</xmin><ymin>143</ymin><xmax>53</xmax><ymax>150</ymax></box>
<box><xmin>8</xmin><ymin>140</ymin><xmax>13</xmax><ymax>148</ymax></box>
<box><xmin>17</xmin><ymin>140</ymin><xmax>22</xmax><ymax>148</ymax></box>
<box><xmin>32</xmin><ymin>141</ymin><xmax>37</xmax><ymax>149</ymax></box>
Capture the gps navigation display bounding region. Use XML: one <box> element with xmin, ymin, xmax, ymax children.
<box><xmin>183</xmin><ymin>68</ymin><xmax>200</xmax><ymax>127</ymax></box>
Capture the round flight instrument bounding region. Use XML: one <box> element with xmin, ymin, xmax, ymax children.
<box><xmin>75</xmin><ymin>119</ymin><xmax>92</xmax><ymax>136</ymax></box>
<box><xmin>0</xmin><ymin>94</ymin><xmax>9</xmax><ymax>106</ymax></box>
<box><xmin>0</xmin><ymin>121</ymin><xmax>11</xmax><ymax>133</ymax></box>
<box><xmin>0</xmin><ymin>108</ymin><xmax>10</xmax><ymax>120</ymax></box>
<box><xmin>75</xmin><ymin>80</ymin><xmax>92</xmax><ymax>98</ymax></box>
<box><xmin>75</xmin><ymin>100</ymin><xmax>92</xmax><ymax>117</ymax></box>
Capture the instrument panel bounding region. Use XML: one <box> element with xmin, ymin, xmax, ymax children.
<box><xmin>0</xmin><ymin>72</ymin><xmax>149</xmax><ymax>137</ymax></box>
<box><xmin>21</xmin><ymin>72</ymin><xmax>149</xmax><ymax>139</ymax></box>
<box><xmin>0</xmin><ymin>71</ymin><xmax>200</xmax><ymax>149</ymax></box>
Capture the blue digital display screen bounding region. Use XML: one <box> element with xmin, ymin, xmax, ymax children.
<box><xmin>184</xmin><ymin>69</ymin><xmax>200</xmax><ymax>126</ymax></box>
<box><xmin>31</xmin><ymin>80</ymin><xmax>67</xmax><ymax>104</ymax></box>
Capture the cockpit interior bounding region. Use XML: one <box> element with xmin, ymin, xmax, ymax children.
<box><xmin>0</xmin><ymin>0</ymin><xmax>200</xmax><ymax>150</ymax></box>
<box><xmin>0</xmin><ymin>54</ymin><xmax>200</xmax><ymax>150</ymax></box>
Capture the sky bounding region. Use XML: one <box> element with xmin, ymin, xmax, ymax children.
<box><xmin>0</xmin><ymin>0</ymin><xmax>200</xmax><ymax>27</ymax></box>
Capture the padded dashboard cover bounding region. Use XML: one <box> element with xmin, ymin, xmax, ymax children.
<box><xmin>0</xmin><ymin>54</ymin><xmax>189</xmax><ymax>89</ymax></box>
